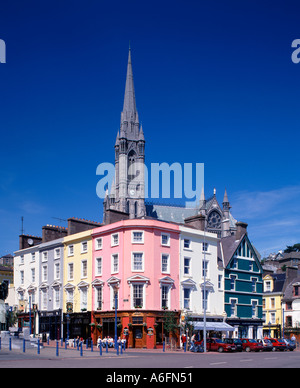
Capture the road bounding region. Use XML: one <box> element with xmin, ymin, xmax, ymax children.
<box><xmin>0</xmin><ymin>343</ymin><xmax>299</xmax><ymax>371</ymax></box>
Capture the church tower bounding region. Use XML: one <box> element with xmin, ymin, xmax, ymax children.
<box><xmin>104</xmin><ymin>48</ymin><xmax>146</xmax><ymax>220</ymax></box>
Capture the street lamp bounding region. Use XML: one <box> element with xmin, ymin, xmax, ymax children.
<box><xmin>114</xmin><ymin>285</ymin><xmax>119</xmax><ymax>349</ymax></box>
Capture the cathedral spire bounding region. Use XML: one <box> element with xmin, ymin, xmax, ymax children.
<box><xmin>122</xmin><ymin>47</ymin><xmax>137</xmax><ymax>119</ymax></box>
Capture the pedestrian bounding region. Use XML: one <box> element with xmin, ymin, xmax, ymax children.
<box><xmin>181</xmin><ymin>333</ymin><xmax>186</xmax><ymax>349</ymax></box>
<box><xmin>291</xmin><ymin>334</ymin><xmax>296</xmax><ymax>342</ymax></box>
<box><xmin>190</xmin><ymin>333</ymin><xmax>195</xmax><ymax>352</ymax></box>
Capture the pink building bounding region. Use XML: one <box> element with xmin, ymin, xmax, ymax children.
<box><xmin>91</xmin><ymin>219</ymin><xmax>180</xmax><ymax>349</ymax></box>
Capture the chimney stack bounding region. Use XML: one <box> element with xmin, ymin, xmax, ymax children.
<box><xmin>235</xmin><ymin>221</ymin><xmax>248</xmax><ymax>240</ymax></box>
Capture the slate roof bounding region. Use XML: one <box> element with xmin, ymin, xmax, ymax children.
<box><xmin>282</xmin><ymin>275</ymin><xmax>300</xmax><ymax>302</ymax></box>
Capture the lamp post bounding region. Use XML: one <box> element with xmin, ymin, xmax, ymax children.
<box><xmin>114</xmin><ymin>285</ymin><xmax>119</xmax><ymax>349</ymax></box>
<box><xmin>203</xmin><ymin>231</ymin><xmax>207</xmax><ymax>353</ymax></box>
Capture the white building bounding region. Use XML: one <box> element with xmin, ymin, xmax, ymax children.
<box><xmin>179</xmin><ymin>225</ymin><xmax>226</xmax><ymax>333</ymax></box>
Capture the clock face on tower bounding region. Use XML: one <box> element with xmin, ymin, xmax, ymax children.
<box><xmin>207</xmin><ymin>211</ymin><xmax>221</xmax><ymax>229</ymax></box>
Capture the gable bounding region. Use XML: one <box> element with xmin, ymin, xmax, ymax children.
<box><xmin>226</xmin><ymin>234</ymin><xmax>263</xmax><ymax>273</ymax></box>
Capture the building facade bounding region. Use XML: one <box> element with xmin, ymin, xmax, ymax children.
<box><xmin>262</xmin><ymin>273</ymin><xmax>285</xmax><ymax>338</ymax></box>
<box><xmin>91</xmin><ymin>219</ymin><xmax>180</xmax><ymax>348</ymax></box>
<box><xmin>63</xmin><ymin>230</ymin><xmax>93</xmax><ymax>340</ymax></box>
<box><xmin>179</xmin><ymin>225</ymin><xmax>225</xmax><ymax>333</ymax></box>
<box><xmin>221</xmin><ymin>223</ymin><xmax>264</xmax><ymax>339</ymax></box>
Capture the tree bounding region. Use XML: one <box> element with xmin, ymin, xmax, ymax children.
<box><xmin>162</xmin><ymin>310</ymin><xmax>178</xmax><ymax>335</ymax></box>
<box><xmin>284</xmin><ymin>243</ymin><xmax>300</xmax><ymax>253</ymax></box>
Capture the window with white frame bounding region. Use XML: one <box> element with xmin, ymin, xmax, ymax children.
<box><xmin>161</xmin><ymin>254</ymin><xmax>170</xmax><ymax>273</ymax></box>
<box><xmin>54</xmin><ymin>288</ymin><xmax>60</xmax><ymax>309</ymax></box>
<box><xmin>95</xmin><ymin>257</ymin><xmax>102</xmax><ymax>276</ymax></box>
<box><xmin>42</xmin><ymin>251</ymin><xmax>48</xmax><ymax>262</ymax></box>
<box><xmin>80</xmin><ymin>287</ymin><xmax>88</xmax><ymax>310</ymax></box>
<box><xmin>230</xmin><ymin>275</ymin><xmax>236</xmax><ymax>291</ymax></box>
<box><xmin>112</xmin><ymin>287</ymin><xmax>119</xmax><ymax>309</ymax></box>
<box><xmin>66</xmin><ymin>288</ymin><xmax>74</xmax><ymax>303</ymax></box>
<box><xmin>202</xmin><ymin>260</ymin><xmax>209</xmax><ymax>278</ymax></box>
<box><xmin>54</xmin><ymin>263</ymin><xmax>60</xmax><ymax>280</ymax></box>
<box><xmin>95</xmin><ymin>237</ymin><xmax>102</xmax><ymax>250</ymax></box>
<box><xmin>20</xmin><ymin>255</ymin><xmax>24</xmax><ymax>264</ymax></box>
<box><xmin>202</xmin><ymin>289</ymin><xmax>209</xmax><ymax>311</ymax></box>
<box><xmin>132</xmin><ymin>231</ymin><xmax>144</xmax><ymax>243</ymax></box>
<box><xmin>68</xmin><ymin>245</ymin><xmax>74</xmax><ymax>256</ymax></box>
<box><xmin>41</xmin><ymin>289</ymin><xmax>47</xmax><ymax>310</ymax></box>
<box><xmin>184</xmin><ymin>239</ymin><xmax>191</xmax><ymax>249</ymax></box>
<box><xmin>252</xmin><ymin>300</ymin><xmax>258</xmax><ymax>318</ymax></box>
<box><xmin>111</xmin><ymin>254</ymin><xmax>119</xmax><ymax>274</ymax></box>
<box><xmin>251</xmin><ymin>278</ymin><xmax>257</xmax><ymax>293</ymax></box>
<box><xmin>20</xmin><ymin>271</ymin><xmax>24</xmax><ymax>284</ymax></box>
<box><xmin>218</xmin><ymin>274</ymin><xmax>223</xmax><ymax>289</ymax></box>
<box><xmin>81</xmin><ymin>241</ymin><xmax>88</xmax><ymax>253</ymax></box>
<box><xmin>95</xmin><ymin>287</ymin><xmax>103</xmax><ymax>310</ymax></box>
<box><xmin>183</xmin><ymin>288</ymin><xmax>191</xmax><ymax>310</ymax></box>
<box><xmin>31</xmin><ymin>268</ymin><xmax>35</xmax><ymax>283</ymax></box>
<box><xmin>31</xmin><ymin>252</ymin><xmax>36</xmax><ymax>262</ymax></box>
<box><xmin>161</xmin><ymin>233</ymin><xmax>170</xmax><ymax>246</ymax></box>
<box><xmin>54</xmin><ymin>248</ymin><xmax>60</xmax><ymax>260</ymax></box>
<box><xmin>133</xmin><ymin>284</ymin><xmax>143</xmax><ymax>308</ymax></box>
<box><xmin>202</xmin><ymin>242</ymin><xmax>209</xmax><ymax>252</ymax></box>
<box><xmin>184</xmin><ymin>257</ymin><xmax>191</xmax><ymax>275</ymax></box>
<box><xmin>264</xmin><ymin>280</ymin><xmax>271</xmax><ymax>292</ymax></box>
<box><xmin>161</xmin><ymin>285</ymin><xmax>169</xmax><ymax>309</ymax></box>
<box><xmin>81</xmin><ymin>260</ymin><xmax>87</xmax><ymax>278</ymax></box>
<box><xmin>111</xmin><ymin>233</ymin><xmax>119</xmax><ymax>246</ymax></box>
<box><xmin>230</xmin><ymin>299</ymin><xmax>237</xmax><ymax>317</ymax></box>
<box><xmin>42</xmin><ymin>265</ymin><xmax>48</xmax><ymax>282</ymax></box>
<box><xmin>132</xmin><ymin>252</ymin><xmax>144</xmax><ymax>272</ymax></box>
<box><xmin>68</xmin><ymin>263</ymin><xmax>74</xmax><ymax>281</ymax></box>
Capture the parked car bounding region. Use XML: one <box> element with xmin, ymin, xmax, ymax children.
<box><xmin>223</xmin><ymin>338</ymin><xmax>243</xmax><ymax>352</ymax></box>
<box><xmin>283</xmin><ymin>339</ymin><xmax>296</xmax><ymax>351</ymax></box>
<box><xmin>256</xmin><ymin>339</ymin><xmax>273</xmax><ymax>351</ymax></box>
<box><xmin>266</xmin><ymin>338</ymin><xmax>287</xmax><ymax>351</ymax></box>
<box><xmin>200</xmin><ymin>338</ymin><xmax>237</xmax><ymax>352</ymax></box>
<box><xmin>241</xmin><ymin>339</ymin><xmax>264</xmax><ymax>352</ymax></box>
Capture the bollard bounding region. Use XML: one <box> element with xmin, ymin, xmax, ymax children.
<box><xmin>47</xmin><ymin>336</ymin><xmax>49</xmax><ymax>346</ymax></box>
<box><xmin>91</xmin><ymin>341</ymin><xmax>93</xmax><ymax>352</ymax></box>
<box><xmin>80</xmin><ymin>342</ymin><xmax>83</xmax><ymax>357</ymax></box>
<box><xmin>116</xmin><ymin>342</ymin><xmax>119</xmax><ymax>356</ymax></box>
<box><xmin>106</xmin><ymin>341</ymin><xmax>108</xmax><ymax>353</ymax></box>
<box><xmin>37</xmin><ymin>339</ymin><xmax>40</xmax><ymax>355</ymax></box>
<box><xmin>9</xmin><ymin>337</ymin><xmax>12</xmax><ymax>351</ymax></box>
<box><xmin>99</xmin><ymin>341</ymin><xmax>102</xmax><ymax>356</ymax></box>
<box><xmin>23</xmin><ymin>339</ymin><xmax>26</xmax><ymax>353</ymax></box>
<box><xmin>65</xmin><ymin>340</ymin><xmax>67</xmax><ymax>350</ymax></box>
<box><xmin>163</xmin><ymin>341</ymin><xmax>165</xmax><ymax>352</ymax></box>
<box><xmin>184</xmin><ymin>342</ymin><xmax>186</xmax><ymax>352</ymax></box>
<box><xmin>56</xmin><ymin>340</ymin><xmax>59</xmax><ymax>357</ymax></box>
<box><xmin>120</xmin><ymin>342</ymin><xmax>123</xmax><ymax>355</ymax></box>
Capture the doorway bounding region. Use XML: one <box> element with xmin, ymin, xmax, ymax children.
<box><xmin>133</xmin><ymin>326</ymin><xmax>143</xmax><ymax>348</ymax></box>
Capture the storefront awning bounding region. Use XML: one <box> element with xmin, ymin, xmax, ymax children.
<box><xmin>192</xmin><ymin>321</ymin><xmax>235</xmax><ymax>332</ymax></box>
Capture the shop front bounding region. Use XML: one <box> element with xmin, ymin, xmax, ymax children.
<box><xmin>92</xmin><ymin>310</ymin><xmax>180</xmax><ymax>349</ymax></box>
<box><xmin>63</xmin><ymin>311</ymin><xmax>91</xmax><ymax>341</ymax></box>
<box><xmin>39</xmin><ymin>309</ymin><xmax>62</xmax><ymax>340</ymax></box>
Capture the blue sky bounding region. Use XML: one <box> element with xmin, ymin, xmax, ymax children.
<box><xmin>1</xmin><ymin>0</ymin><xmax>300</xmax><ymax>257</ymax></box>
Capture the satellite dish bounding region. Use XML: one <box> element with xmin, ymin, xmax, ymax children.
<box><xmin>27</xmin><ymin>238</ymin><xmax>34</xmax><ymax>246</ymax></box>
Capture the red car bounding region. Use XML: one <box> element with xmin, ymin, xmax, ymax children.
<box><xmin>241</xmin><ymin>339</ymin><xmax>263</xmax><ymax>352</ymax></box>
<box><xmin>200</xmin><ymin>338</ymin><xmax>237</xmax><ymax>352</ymax></box>
<box><xmin>266</xmin><ymin>338</ymin><xmax>287</xmax><ymax>351</ymax></box>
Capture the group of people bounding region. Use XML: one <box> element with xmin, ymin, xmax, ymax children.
<box><xmin>97</xmin><ymin>336</ymin><xmax>127</xmax><ymax>348</ymax></box>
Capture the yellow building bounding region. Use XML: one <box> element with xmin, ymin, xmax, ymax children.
<box><xmin>63</xmin><ymin>230</ymin><xmax>93</xmax><ymax>339</ymax></box>
<box><xmin>263</xmin><ymin>273</ymin><xmax>285</xmax><ymax>338</ymax></box>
